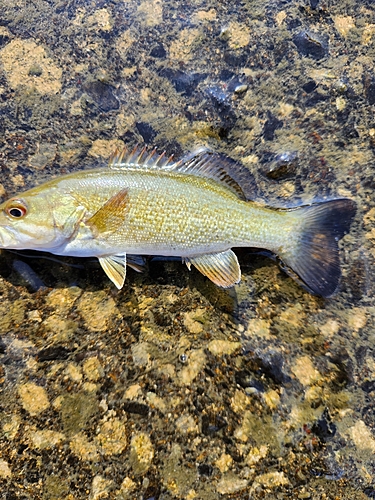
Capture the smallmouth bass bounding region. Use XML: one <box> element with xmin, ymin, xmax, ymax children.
<box><xmin>0</xmin><ymin>147</ymin><xmax>356</xmax><ymax>296</ymax></box>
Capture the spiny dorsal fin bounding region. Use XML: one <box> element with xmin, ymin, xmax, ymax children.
<box><xmin>109</xmin><ymin>145</ymin><xmax>175</xmax><ymax>169</ymax></box>
<box><xmin>109</xmin><ymin>146</ymin><xmax>257</xmax><ymax>200</ymax></box>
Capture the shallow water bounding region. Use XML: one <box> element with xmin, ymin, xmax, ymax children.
<box><xmin>0</xmin><ymin>0</ymin><xmax>374</xmax><ymax>499</ymax></box>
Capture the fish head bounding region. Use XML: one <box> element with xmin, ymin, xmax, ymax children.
<box><xmin>0</xmin><ymin>186</ymin><xmax>76</xmax><ymax>251</ymax></box>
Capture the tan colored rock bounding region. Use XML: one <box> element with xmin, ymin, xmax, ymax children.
<box><xmin>77</xmin><ymin>291</ymin><xmax>120</xmax><ymax>332</ymax></box>
<box><xmin>334</xmin><ymin>15</ymin><xmax>355</xmax><ymax>37</ymax></box>
<box><xmin>88</xmin><ymin>139</ymin><xmax>125</xmax><ymax>160</ymax></box>
<box><xmin>226</xmin><ymin>22</ymin><xmax>251</xmax><ymax>49</ymax></box>
<box><xmin>29</xmin><ymin>430</ymin><xmax>65</xmax><ymax>449</ymax></box>
<box><xmin>207</xmin><ymin>340</ymin><xmax>241</xmax><ymax>356</ymax></box>
<box><xmin>87</xmin><ymin>8</ymin><xmax>113</xmax><ymax>32</ymax></box>
<box><xmin>252</xmin><ymin>471</ymin><xmax>289</xmax><ymax>488</ymax></box>
<box><xmin>137</xmin><ymin>0</ymin><xmax>163</xmax><ymax>26</ymax></box>
<box><xmin>245</xmin><ymin>445</ymin><xmax>268</xmax><ymax>466</ymax></box>
<box><xmin>175</xmin><ymin>414</ymin><xmax>198</xmax><ymax>434</ymax></box>
<box><xmin>18</xmin><ymin>382</ymin><xmax>50</xmax><ymax>416</ymax></box>
<box><xmin>90</xmin><ymin>475</ymin><xmax>113</xmax><ymax>500</ymax></box>
<box><xmin>178</xmin><ymin>349</ymin><xmax>206</xmax><ymax>385</ymax></box>
<box><xmin>215</xmin><ymin>453</ymin><xmax>233</xmax><ymax>473</ymax></box>
<box><xmin>70</xmin><ymin>433</ymin><xmax>99</xmax><ymax>461</ymax></box>
<box><xmin>216</xmin><ymin>473</ymin><xmax>248</xmax><ymax>495</ymax></box>
<box><xmin>291</xmin><ymin>356</ymin><xmax>320</xmax><ymax>386</ymax></box>
<box><xmin>83</xmin><ymin>357</ymin><xmax>104</xmax><ymax>382</ymax></box>
<box><xmin>0</xmin><ymin>39</ymin><xmax>62</xmax><ymax>94</ymax></box>
<box><xmin>349</xmin><ymin>420</ymin><xmax>375</xmax><ymax>452</ymax></box>
<box><xmin>124</xmin><ymin>384</ymin><xmax>142</xmax><ymax>400</ymax></box>
<box><xmin>130</xmin><ymin>432</ymin><xmax>154</xmax><ymax>474</ymax></box>
<box><xmin>230</xmin><ymin>389</ymin><xmax>249</xmax><ymax>414</ymax></box>
<box><xmin>0</xmin><ymin>460</ymin><xmax>11</xmax><ymax>479</ymax></box>
<box><xmin>96</xmin><ymin>418</ymin><xmax>127</xmax><ymax>455</ymax></box>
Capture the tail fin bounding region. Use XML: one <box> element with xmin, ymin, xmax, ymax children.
<box><xmin>279</xmin><ymin>199</ymin><xmax>356</xmax><ymax>297</ymax></box>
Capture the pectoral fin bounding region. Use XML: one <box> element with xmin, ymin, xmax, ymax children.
<box><xmin>98</xmin><ymin>254</ymin><xmax>127</xmax><ymax>289</ymax></box>
<box><xmin>88</xmin><ymin>189</ymin><xmax>129</xmax><ymax>235</ymax></box>
<box><xmin>184</xmin><ymin>249</ymin><xmax>241</xmax><ymax>288</ymax></box>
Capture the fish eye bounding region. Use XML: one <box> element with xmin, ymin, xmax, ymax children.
<box><xmin>5</xmin><ymin>199</ymin><xmax>28</xmax><ymax>219</ymax></box>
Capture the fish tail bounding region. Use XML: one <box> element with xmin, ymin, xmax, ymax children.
<box><xmin>278</xmin><ymin>199</ymin><xmax>356</xmax><ymax>297</ymax></box>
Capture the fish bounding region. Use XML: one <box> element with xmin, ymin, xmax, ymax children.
<box><xmin>0</xmin><ymin>147</ymin><xmax>356</xmax><ymax>296</ymax></box>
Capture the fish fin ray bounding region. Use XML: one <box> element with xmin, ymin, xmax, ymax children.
<box><xmin>278</xmin><ymin>199</ymin><xmax>356</xmax><ymax>297</ymax></box>
<box><xmin>127</xmin><ymin>254</ymin><xmax>146</xmax><ymax>273</ymax></box>
<box><xmin>174</xmin><ymin>148</ymin><xmax>248</xmax><ymax>199</ymax></box>
<box><xmin>185</xmin><ymin>249</ymin><xmax>241</xmax><ymax>288</ymax></box>
<box><xmin>109</xmin><ymin>146</ymin><xmax>175</xmax><ymax>169</ymax></box>
<box><xmin>109</xmin><ymin>146</ymin><xmax>258</xmax><ymax>200</ymax></box>
<box><xmin>99</xmin><ymin>254</ymin><xmax>127</xmax><ymax>289</ymax></box>
<box><xmin>87</xmin><ymin>189</ymin><xmax>129</xmax><ymax>235</ymax></box>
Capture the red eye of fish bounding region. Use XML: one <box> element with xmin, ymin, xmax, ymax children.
<box><xmin>5</xmin><ymin>200</ymin><xmax>28</xmax><ymax>219</ymax></box>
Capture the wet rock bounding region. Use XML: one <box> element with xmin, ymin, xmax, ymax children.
<box><xmin>136</xmin><ymin>121</ymin><xmax>156</xmax><ymax>143</ymax></box>
<box><xmin>70</xmin><ymin>433</ymin><xmax>99</xmax><ymax>461</ymax></box>
<box><xmin>0</xmin><ymin>460</ymin><xmax>11</xmax><ymax>479</ymax></box>
<box><xmin>96</xmin><ymin>418</ymin><xmax>127</xmax><ymax>456</ymax></box>
<box><xmin>0</xmin><ymin>39</ymin><xmax>62</xmax><ymax>94</ymax></box>
<box><xmin>197</xmin><ymin>463</ymin><xmax>213</xmax><ymax>476</ymax></box>
<box><xmin>260</xmin><ymin>151</ymin><xmax>299</xmax><ymax>180</ymax></box>
<box><xmin>150</xmin><ymin>42</ymin><xmax>166</xmax><ymax>58</ymax></box>
<box><xmin>159</xmin><ymin>68</ymin><xmax>206</xmax><ymax>96</ymax></box>
<box><xmin>129</xmin><ymin>432</ymin><xmax>154</xmax><ymax>475</ymax></box>
<box><xmin>28</xmin><ymin>142</ymin><xmax>57</xmax><ymax>170</ymax></box>
<box><xmin>302</xmin><ymin>80</ymin><xmax>317</xmax><ymax>93</ymax></box>
<box><xmin>123</xmin><ymin>401</ymin><xmax>149</xmax><ymax>416</ymax></box>
<box><xmin>201</xmin><ymin>412</ymin><xmax>227</xmax><ymax>435</ymax></box>
<box><xmin>310</xmin><ymin>0</ymin><xmax>320</xmax><ymax>8</ymax></box>
<box><xmin>83</xmin><ymin>357</ymin><xmax>104</xmax><ymax>381</ymax></box>
<box><xmin>291</xmin><ymin>356</ymin><xmax>320</xmax><ymax>386</ymax></box>
<box><xmin>293</xmin><ymin>30</ymin><xmax>329</xmax><ymax>60</ymax></box>
<box><xmin>29</xmin><ymin>430</ymin><xmax>65</xmax><ymax>450</ymax></box>
<box><xmin>37</xmin><ymin>345</ymin><xmax>71</xmax><ymax>362</ymax></box>
<box><xmin>18</xmin><ymin>382</ymin><xmax>50</xmax><ymax>416</ymax></box>
<box><xmin>83</xmin><ymin>80</ymin><xmax>120</xmax><ymax>112</ymax></box>
<box><xmin>311</xmin><ymin>409</ymin><xmax>336</xmax><ymax>442</ymax></box>
<box><xmin>262</xmin><ymin>111</ymin><xmax>283</xmax><ymax>141</ymax></box>
<box><xmin>59</xmin><ymin>393</ymin><xmax>97</xmax><ymax>436</ymax></box>
<box><xmin>0</xmin><ymin>27</ymin><xmax>11</xmax><ymax>48</ymax></box>
<box><xmin>216</xmin><ymin>474</ymin><xmax>248</xmax><ymax>495</ymax></box>
<box><xmin>364</xmin><ymin>76</ymin><xmax>375</xmax><ymax>105</ymax></box>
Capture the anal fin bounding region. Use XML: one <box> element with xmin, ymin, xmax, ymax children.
<box><xmin>184</xmin><ymin>249</ymin><xmax>241</xmax><ymax>288</ymax></box>
<box><xmin>98</xmin><ymin>254</ymin><xmax>127</xmax><ymax>289</ymax></box>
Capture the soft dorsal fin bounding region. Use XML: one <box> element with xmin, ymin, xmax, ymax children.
<box><xmin>109</xmin><ymin>146</ymin><xmax>258</xmax><ymax>200</ymax></box>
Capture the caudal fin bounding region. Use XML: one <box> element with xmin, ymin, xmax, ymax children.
<box><xmin>279</xmin><ymin>199</ymin><xmax>356</xmax><ymax>297</ymax></box>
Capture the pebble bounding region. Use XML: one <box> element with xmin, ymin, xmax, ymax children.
<box><xmin>129</xmin><ymin>432</ymin><xmax>154</xmax><ymax>474</ymax></box>
<box><xmin>216</xmin><ymin>474</ymin><xmax>248</xmax><ymax>495</ymax></box>
<box><xmin>0</xmin><ymin>460</ymin><xmax>11</xmax><ymax>479</ymax></box>
<box><xmin>96</xmin><ymin>418</ymin><xmax>127</xmax><ymax>456</ymax></box>
<box><xmin>292</xmin><ymin>30</ymin><xmax>329</xmax><ymax>59</ymax></box>
<box><xmin>291</xmin><ymin>356</ymin><xmax>320</xmax><ymax>386</ymax></box>
<box><xmin>18</xmin><ymin>382</ymin><xmax>50</xmax><ymax>416</ymax></box>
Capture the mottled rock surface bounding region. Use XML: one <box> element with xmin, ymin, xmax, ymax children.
<box><xmin>0</xmin><ymin>0</ymin><xmax>373</xmax><ymax>499</ymax></box>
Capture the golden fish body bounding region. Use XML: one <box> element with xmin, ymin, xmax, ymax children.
<box><xmin>0</xmin><ymin>148</ymin><xmax>356</xmax><ymax>296</ymax></box>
